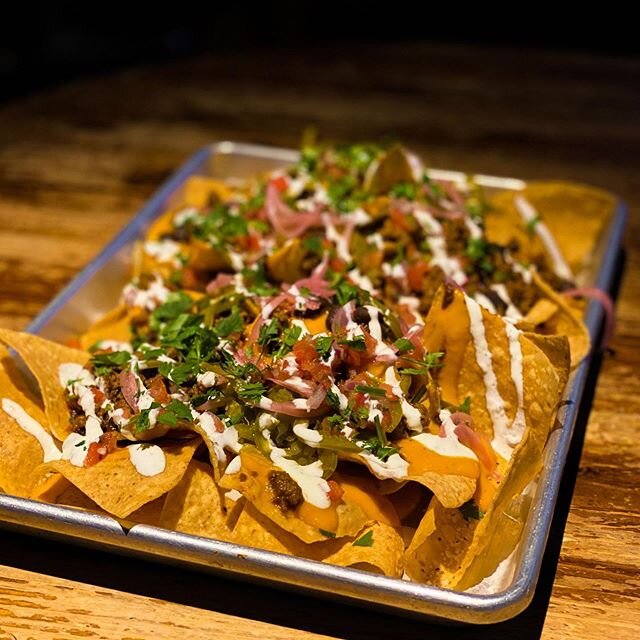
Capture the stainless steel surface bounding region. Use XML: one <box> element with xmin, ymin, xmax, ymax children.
<box><xmin>0</xmin><ymin>142</ymin><xmax>627</xmax><ymax>624</ymax></box>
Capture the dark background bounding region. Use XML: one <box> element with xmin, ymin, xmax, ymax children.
<box><xmin>1</xmin><ymin>2</ymin><xmax>637</xmax><ymax>104</ymax></box>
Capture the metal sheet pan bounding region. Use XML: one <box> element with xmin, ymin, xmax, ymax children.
<box><xmin>0</xmin><ymin>142</ymin><xmax>627</xmax><ymax>624</ymax></box>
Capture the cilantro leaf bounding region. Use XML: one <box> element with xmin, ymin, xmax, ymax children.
<box><xmin>313</xmin><ymin>335</ymin><xmax>333</xmax><ymax>360</ymax></box>
<box><xmin>237</xmin><ymin>381</ymin><xmax>266</xmax><ymax>402</ymax></box>
<box><xmin>353</xmin><ymin>530</ymin><xmax>374</xmax><ymax>547</ymax></box>
<box><xmin>274</xmin><ymin>325</ymin><xmax>302</xmax><ymax>358</ymax></box>
<box><xmin>393</xmin><ymin>337</ymin><xmax>414</xmax><ymax>354</ymax></box>
<box><xmin>215</xmin><ymin>307</ymin><xmax>243</xmax><ymax>338</ymax></box>
<box><xmin>90</xmin><ymin>350</ymin><xmax>131</xmax><ymax>376</ymax></box>
<box><xmin>157</xmin><ymin>400</ymin><xmax>193</xmax><ymax>427</ymax></box>
<box><xmin>338</xmin><ymin>335</ymin><xmax>366</xmax><ymax>351</ymax></box>
<box><xmin>335</xmin><ymin>280</ymin><xmax>359</xmax><ymax>306</ymax></box>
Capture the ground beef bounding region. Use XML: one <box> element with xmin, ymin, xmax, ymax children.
<box><xmin>66</xmin><ymin>394</ymin><xmax>88</xmax><ymax>434</ymax></box>
<box><xmin>268</xmin><ymin>470</ymin><xmax>304</xmax><ymax>512</ymax></box>
<box><xmin>504</xmin><ymin>276</ymin><xmax>541</xmax><ymax>315</ymax></box>
<box><xmin>442</xmin><ymin>219</ymin><xmax>469</xmax><ymax>255</ymax></box>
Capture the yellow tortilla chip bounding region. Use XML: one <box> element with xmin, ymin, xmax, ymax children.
<box><xmin>0</xmin><ymin>347</ymin><xmax>54</xmax><ymax>497</ymax></box>
<box><xmin>79</xmin><ymin>304</ymin><xmax>135</xmax><ymax>350</ymax></box>
<box><xmin>407</xmin><ymin>331</ymin><xmax>563</xmax><ymax>588</ymax></box>
<box><xmin>232</xmin><ymin>502</ymin><xmax>404</xmax><ymax>577</ymax></box>
<box><xmin>32</xmin><ymin>439</ymin><xmax>199</xmax><ymax>519</ymax></box>
<box><xmin>531</xmin><ymin>273</ymin><xmax>590</xmax><ymax>367</ymax></box>
<box><xmin>487</xmin><ymin>182</ymin><xmax>616</xmax><ymax>275</ymax></box>
<box><xmin>159</xmin><ymin>460</ymin><xmax>234</xmax><ymax>541</ymax></box>
<box><xmin>0</xmin><ymin>328</ymin><xmax>88</xmax><ymax>441</ymax></box>
<box><xmin>219</xmin><ymin>446</ymin><xmax>369</xmax><ymax>543</ymax></box>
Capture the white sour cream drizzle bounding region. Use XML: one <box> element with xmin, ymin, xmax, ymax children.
<box><xmin>322</xmin><ymin>213</ymin><xmax>352</xmax><ymax>264</ymax></box>
<box><xmin>413</xmin><ymin>209</ymin><xmax>467</xmax><ymax>285</ymax></box>
<box><xmin>358</xmin><ymin>450</ymin><xmax>409</xmax><ymax>480</ymax></box>
<box><xmin>261</xmin><ymin>426</ymin><xmax>331</xmax><ymax>509</ymax></box>
<box><xmin>293</xmin><ymin>422</ymin><xmax>323</xmax><ymax>445</ymax></box>
<box><xmin>504</xmin><ymin>322</ymin><xmax>526</xmax><ymax>449</ymax></box>
<box><xmin>364</xmin><ymin>305</ymin><xmax>396</xmax><ymax>359</ymax></box>
<box><xmin>1</xmin><ymin>398</ymin><xmax>62</xmax><ymax>462</ymax></box>
<box><xmin>128</xmin><ymin>443</ymin><xmax>166</xmax><ymax>477</ymax></box>
<box><xmin>122</xmin><ymin>276</ymin><xmax>171</xmax><ymax>311</ymax></box>
<box><xmin>474</xmin><ymin>293</ymin><xmax>497</xmax><ymax>314</ymax></box>
<box><xmin>514</xmin><ymin>195</ymin><xmax>573</xmax><ymax>281</ymax></box>
<box><xmin>348</xmin><ymin>268</ymin><xmax>377</xmax><ymax>295</ymax></box>
<box><xmin>384</xmin><ymin>366</ymin><xmax>423</xmax><ymax>432</ymax></box>
<box><xmin>144</xmin><ymin>240</ymin><xmax>181</xmax><ymax>266</ymax></box>
<box><xmin>490</xmin><ymin>284</ymin><xmax>523</xmax><ymax>321</ymax></box>
<box><xmin>58</xmin><ymin>363</ymin><xmax>105</xmax><ymax>466</ymax></box>
<box><xmin>410</xmin><ymin>409</ymin><xmax>478</xmax><ymax>461</ymax></box>
<box><xmin>465</xmin><ymin>297</ymin><xmax>510</xmax><ymax>458</ymax></box>
<box><xmin>196</xmin><ymin>412</ymin><xmax>241</xmax><ymax>463</ymax></box>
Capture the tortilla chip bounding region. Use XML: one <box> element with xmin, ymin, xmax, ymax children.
<box><xmin>219</xmin><ymin>446</ymin><xmax>368</xmax><ymax>543</ymax></box>
<box><xmin>0</xmin><ymin>329</ymin><xmax>88</xmax><ymax>441</ymax></box>
<box><xmin>232</xmin><ymin>502</ymin><xmax>404</xmax><ymax>577</ymax></box>
<box><xmin>407</xmin><ymin>332</ymin><xmax>562</xmax><ymax>588</ymax></box>
<box><xmin>523</xmin><ymin>332</ymin><xmax>571</xmax><ymax>390</ymax></box>
<box><xmin>32</xmin><ymin>439</ymin><xmax>199</xmax><ymax>519</ymax></box>
<box><xmin>531</xmin><ymin>273</ymin><xmax>590</xmax><ymax>367</ymax></box>
<box><xmin>0</xmin><ymin>347</ymin><xmax>54</xmax><ymax>497</ymax></box>
<box><xmin>182</xmin><ymin>176</ymin><xmax>232</xmax><ymax>208</ymax></box>
<box><xmin>158</xmin><ymin>460</ymin><xmax>234</xmax><ymax>541</ymax></box>
<box><xmin>487</xmin><ymin>182</ymin><xmax>616</xmax><ymax>275</ymax></box>
<box><xmin>79</xmin><ymin>304</ymin><xmax>135</xmax><ymax>350</ymax></box>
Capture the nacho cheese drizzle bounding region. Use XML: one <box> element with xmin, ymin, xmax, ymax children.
<box><xmin>128</xmin><ymin>443</ymin><xmax>166</xmax><ymax>477</ymax></box>
<box><xmin>514</xmin><ymin>195</ymin><xmax>573</xmax><ymax>281</ymax></box>
<box><xmin>464</xmin><ymin>297</ymin><xmax>511</xmax><ymax>459</ymax></box>
<box><xmin>1</xmin><ymin>398</ymin><xmax>62</xmax><ymax>463</ymax></box>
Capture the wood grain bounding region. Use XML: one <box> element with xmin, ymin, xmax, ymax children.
<box><xmin>0</xmin><ymin>43</ymin><xmax>638</xmax><ymax>639</ymax></box>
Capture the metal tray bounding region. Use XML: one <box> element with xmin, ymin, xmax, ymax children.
<box><xmin>0</xmin><ymin>142</ymin><xmax>627</xmax><ymax>624</ymax></box>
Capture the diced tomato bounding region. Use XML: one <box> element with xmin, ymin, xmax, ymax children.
<box><xmin>66</xmin><ymin>338</ymin><xmax>82</xmax><ymax>349</ymax></box>
<box><xmin>292</xmin><ymin>337</ymin><xmax>330</xmax><ymax>384</ymax></box>
<box><xmin>90</xmin><ymin>387</ymin><xmax>106</xmax><ymax>407</ymax></box>
<box><xmin>327</xmin><ymin>480</ymin><xmax>344</xmax><ymax>503</ymax></box>
<box><xmin>270</xmin><ymin>176</ymin><xmax>288</xmax><ymax>193</ymax></box>
<box><xmin>83</xmin><ymin>432</ymin><xmax>118</xmax><ymax>468</ymax></box>
<box><xmin>330</xmin><ymin>257</ymin><xmax>347</xmax><ymax>272</ymax></box>
<box><xmin>83</xmin><ymin>442</ymin><xmax>102</xmax><ymax>468</ymax></box>
<box><xmin>148</xmin><ymin>376</ymin><xmax>170</xmax><ymax>404</ymax></box>
<box><xmin>390</xmin><ymin>207</ymin><xmax>412</xmax><ymax>232</ymax></box>
<box><xmin>407</xmin><ymin>261</ymin><xmax>429</xmax><ymax>293</ymax></box>
<box><xmin>238</xmin><ymin>232</ymin><xmax>261</xmax><ymax>253</ymax></box>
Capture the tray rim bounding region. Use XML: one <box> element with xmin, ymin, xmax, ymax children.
<box><xmin>0</xmin><ymin>140</ymin><xmax>627</xmax><ymax>624</ymax></box>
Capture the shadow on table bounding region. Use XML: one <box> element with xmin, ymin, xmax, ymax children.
<box><xmin>0</xmin><ymin>252</ymin><xmax>626</xmax><ymax>640</ymax></box>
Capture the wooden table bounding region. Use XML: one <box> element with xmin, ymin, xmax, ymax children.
<box><xmin>0</xmin><ymin>43</ymin><xmax>638</xmax><ymax>640</ymax></box>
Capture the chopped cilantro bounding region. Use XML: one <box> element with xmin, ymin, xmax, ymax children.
<box><xmin>303</xmin><ymin>235</ymin><xmax>323</xmax><ymax>255</ymax></box>
<box><xmin>215</xmin><ymin>307</ymin><xmax>243</xmax><ymax>338</ymax></box>
<box><xmin>151</xmin><ymin>292</ymin><xmax>193</xmax><ymax>326</ymax></box>
<box><xmin>335</xmin><ymin>280</ymin><xmax>359</xmax><ymax>306</ymax></box>
<box><xmin>237</xmin><ymin>381</ymin><xmax>267</xmax><ymax>402</ymax></box>
<box><xmin>258</xmin><ymin>318</ymin><xmax>282</xmax><ymax>351</ymax></box>
<box><xmin>313</xmin><ymin>335</ymin><xmax>334</xmax><ymax>360</ymax></box>
<box><xmin>353</xmin><ymin>530</ymin><xmax>374</xmax><ymax>547</ymax></box>
<box><xmin>274</xmin><ymin>325</ymin><xmax>302</xmax><ymax>358</ymax></box>
<box><xmin>128</xmin><ymin>403</ymin><xmax>160</xmax><ymax>433</ymax></box>
<box><xmin>157</xmin><ymin>400</ymin><xmax>193</xmax><ymax>427</ymax></box>
<box><xmin>338</xmin><ymin>335</ymin><xmax>366</xmax><ymax>351</ymax></box>
<box><xmin>458</xmin><ymin>396</ymin><xmax>471</xmax><ymax>413</ymax></box>
<box><xmin>91</xmin><ymin>350</ymin><xmax>132</xmax><ymax>376</ymax></box>
<box><xmin>394</xmin><ymin>337</ymin><xmax>414</xmax><ymax>354</ymax></box>
<box><xmin>389</xmin><ymin>182</ymin><xmax>417</xmax><ymax>199</ymax></box>
<box><xmin>525</xmin><ymin>215</ymin><xmax>541</xmax><ymax>235</ymax></box>
<box><xmin>399</xmin><ymin>351</ymin><xmax>444</xmax><ymax>375</ymax></box>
